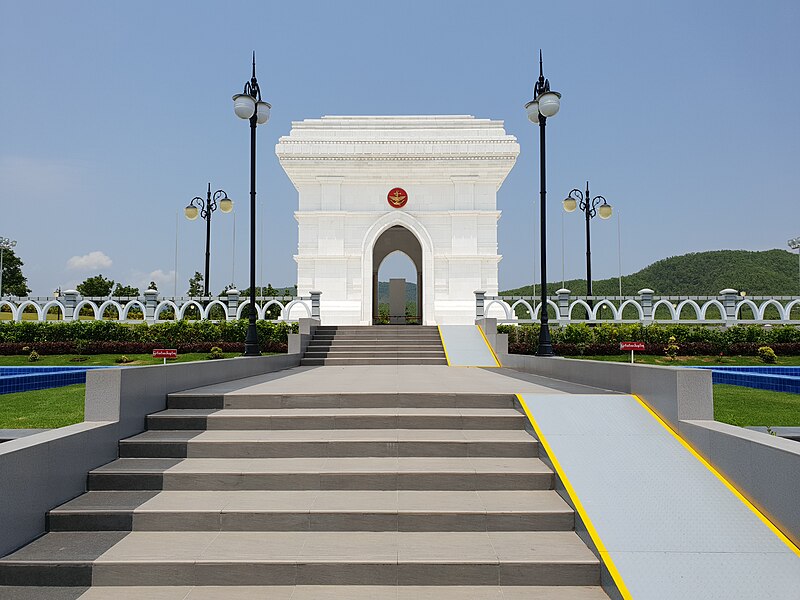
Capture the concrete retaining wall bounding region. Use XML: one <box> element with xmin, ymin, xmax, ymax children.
<box><xmin>679</xmin><ymin>419</ymin><xmax>800</xmax><ymax>548</ymax></box>
<box><xmin>497</xmin><ymin>351</ymin><xmax>714</xmax><ymax>427</ymax></box>
<box><xmin>497</xmin><ymin>349</ymin><xmax>800</xmax><ymax>548</ymax></box>
<box><xmin>0</xmin><ymin>353</ymin><xmax>300</xmax><ymax>556</ymax></box>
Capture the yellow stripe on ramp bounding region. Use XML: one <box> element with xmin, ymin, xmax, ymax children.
<box><xmin>516</xmin><ymin>394</ymin><xmax>633</xmax><ymax>599</ymax></box>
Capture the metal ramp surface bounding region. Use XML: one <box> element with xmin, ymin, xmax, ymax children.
<box><xmin>519</xmin><ymin>392</ymin><xmax>800</xmax><ymax>599</ymax></box>
<box><xmin>438</xmin><ymin>325</ymin><xmax>500</xmax><ymax>367</ymax></box>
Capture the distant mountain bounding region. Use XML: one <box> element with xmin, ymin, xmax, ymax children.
<box><xmin>501</xmin><ymin>249</ymin><xmax>800</xmax><ymax>296</ymax></box>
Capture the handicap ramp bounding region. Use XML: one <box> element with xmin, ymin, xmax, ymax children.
<box><xmin>438</xmin><ymin>325</ymin><xmax>500</xmax><ymax>367</ymax></box>
<box><xmin>518</xmin><ymin>393</ymin><xmax>800</xmax><ymax>599</ymax></box>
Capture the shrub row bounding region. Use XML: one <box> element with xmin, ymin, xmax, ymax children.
<box><xmin>0</xmin><ymin>320</ymin><xmax>297</xmax><ymax>346</ymax></box>
<box><xmin>500</xmin><ymin>323</ymin><xmax>800</xmax><ymax>356</ymax></box>
<box><xmin>1</xmin><ymin>340</ymin><xmax>287</xmax><ymax>355</ymax></box>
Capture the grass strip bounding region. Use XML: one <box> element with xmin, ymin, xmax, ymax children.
<box><xmin>713</xmin><ymin>384</ymin><xmax>800</xmax><ymax>427</ymax></box>
<box><xmin>0</xmin><ymin>352</ymin><xmax>273</xmax><ymax>367</ymax></box>
<box><xmin>0</xmin><ymin>384</ymin><xmax>85</xmax><ymax>429</ymax></box>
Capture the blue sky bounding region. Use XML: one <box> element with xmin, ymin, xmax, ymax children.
<box><xmin>2</xmin><ymin>0</ymin><xmax>799</xmax><ymax>297</ymax></box>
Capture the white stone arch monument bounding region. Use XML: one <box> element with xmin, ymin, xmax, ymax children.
<box><xmin>276</xmin><ymin>115</ymin><xmax>518</xmax><ymax>325</ymax></box>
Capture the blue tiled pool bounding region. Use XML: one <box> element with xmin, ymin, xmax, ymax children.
<box><xmin>693</xmin><ymin>366</ymin><xmax>800</xmax><ymax>394</ymax></box>
<box><xmin>0</xmin><ymin>366</ymin><xmax>114</xmax><ymax>395</ymax></box>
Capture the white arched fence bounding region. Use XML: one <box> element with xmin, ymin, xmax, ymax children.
<box><xmin>475</xmin><ymin>289</ymin><xmax>800</xmax><ymax>326</ymax></box>
<box><xmin>0</xmin><ymin>289</ymin><xmax>317</xmax><ymax>324</ymax></box>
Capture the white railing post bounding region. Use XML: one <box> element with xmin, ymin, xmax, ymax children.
<box><xmin>638</xmin><ymin>289</ymin><xmax>654</xmax><ymax>323</ymax></box>
<box><xmin>310</xmin><ymin>291</ymin><xmax>321</xmax><ymax>320</ymax></box>
<box><xmin>226</xmin><ymin>289</ymin><xmax>240</xmax><ymax>321</ymax></box>
<box><xmin>556</xmin><ymin>288</ymin><xmax>571</xmax><ymax>324</ymax></box>
<box><xmin>63</xmin><ymin>290</ymin><xmax>79</xmax><ymax>321</ymax></box>
<box><xmin>474</xmin><ymin>290</ymin><xmax>486</xmax><ymax>319</ymax></box>
<box><xmin>720</xmin><ymin>288</ymin><xmax>738</xmax><ymax>324</ymax></box>
<box><xmin>144</xmin><ymin>289</ymin><xmax>158</xmax><ymax>324</ymax></box>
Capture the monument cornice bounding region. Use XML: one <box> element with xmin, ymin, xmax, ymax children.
<box><xmin>294</xmin><ymin>211</ymin><xmax>502</xmax><ymax>218</ymax></box>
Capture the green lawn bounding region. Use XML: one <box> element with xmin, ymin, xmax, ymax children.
<box><xmin>572</xmin><ymin>354</ymin><xmax>800</xmax><ymax>366</ymax></box>
<box><xmin>0</xmin><ymin>351</ymin><xmax>275</xmax><ymax>429</ymax></box>
<box><xmin>0</xmin><ymin>352</ymin><xmax>265</xmax><ymax>367</ymax></box>
<box><xmin>713</xmin><ymin>384</ymin><xmax>800</xmax><ymax>427</ymax></box>
<box><xmin>569</xmin><ymin>355</ymin><xmax>800</xmax><ymax>427</ymax></box>
<box><xmin>0</xmin><ymin>384</ymin><xmax>86</xmax><ymax>429</ymax></box>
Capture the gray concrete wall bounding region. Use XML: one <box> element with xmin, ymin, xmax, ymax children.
<box><xmin>288</xmin><ymin>318</ymin><xmax>319</xmax><ymax>356</ymax></box>
<box><xmin>678</xmin><ymin>419</ymin><xmax>800</xmax><ymax>548</ymax></box>
<box><xmin>498</xmin><ymin>352</ymin><xmax>714</xmax><ymax>427</ymax></box>
<box><xmin>498</xmin><ymin>349</ymin><xmax>800</xmax><ymax>549</ymax></box>
<box><xmin>0</xmin><ymin>353</ymin><xmax>300</xmax><ymax>557</ymax></box>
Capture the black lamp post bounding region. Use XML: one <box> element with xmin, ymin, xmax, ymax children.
<box><xmin>563</xmin><ymin>181</ymin><xmax>612</xmax><ymax>302</ymax></box>
<box><xmin>184</xmin><ymin>183</ymin><xmax>233</xmax><ymax>296</ymax></box>
<box><xmin>525</xmin><ymin>51</ymin><xmax>561</xmax><ymax>357</ymax></box>
<box><xmin>233</xmin><ymin>53</ymin><xmax>271</xmax><ymax>357</ymax></box>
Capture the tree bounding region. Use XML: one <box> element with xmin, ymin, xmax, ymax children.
<box><xmin>187</xmin><ymin>271</ymin><xmax>204</xmax><ymax>296</ymax></box>
<box><xmin>148</xmin><ymin>281</ymin><xmax>158</xmax><ymax>291</ymax></box>
<box><xmin>0</xmin><ymin>248</ymin><xmax>31</xmax><ymax>296</ymax></box>
<box><xmin>241</xmin><ymin>284</ymin><xmax>280</xmax><ymax>297</ymax></box>
<box><xmin>112</xmin><ymin>283</ymin><xmax>140</xmax><ymax>297</ymax></box>
<box><xmin>77</xmin><ymin>274</ymin><xmax>115</xmax><ymax>297</ymax></box>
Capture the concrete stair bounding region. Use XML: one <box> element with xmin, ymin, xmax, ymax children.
<box><xmin>0</xmin><ymin>391</ymin><xmax>609</xmax><ymax>597</ymax></box>
<box><xmin>301</xmin><ymin>325</ymin><xmax>448</xmax><ymax>366</ymax></box>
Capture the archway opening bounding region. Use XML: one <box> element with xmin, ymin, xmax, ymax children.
<box><xmin>372</xmin><ymin>226</ymin><xmax>422</xmax><ymax>325</ymax></box>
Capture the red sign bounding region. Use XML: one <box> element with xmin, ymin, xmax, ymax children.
<box><xmin>153</xmin><ymin>349</ymin><xmax>177</xmax><ymax>358</ymax></box>
<box><xmin>620</xmin><ymin>342</ymin><xmax>645</xmax><ymax>351</ymax></box>
<box><xmin>387</xmin><ymin>187</ymin><xmax>408</xmax><ymax>209</ymax></box>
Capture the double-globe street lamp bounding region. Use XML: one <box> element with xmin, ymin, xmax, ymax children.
<box><xmin>563</xmin><ymin>182</ymin><xmax>612</xmax><ymax>304</ymax></box>
<box><xmin>0</xmin><ymin>237</ymin><xmax>18</xmax><ymax>297</ymax></box>
<box><xmin>525</xmin><ymin>51</ymin><xmax>561</xmax><ymax>357</ymax></box>
<box><xmin>233</xmin><ymin>53</ymin><xmax>271</xmax><ymax>357</ymax></box>
<box><xmin>184</xmin><ymin>183</ymin><xmax>233</xmax><ymax>297</ymax></box>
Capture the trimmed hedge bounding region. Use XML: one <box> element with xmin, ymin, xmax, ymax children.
<box><xmin>0</xmin><ymin>341</ymin><xmax>286</xmax><ymax>355</ymax></box>
<box><xmin>0</xmin><ymin>320</ymin><xmax>297</xmax><ymax>354</ymax></box>
<box><xmin>499</xmin><ymin>323</ymin><xmax>800</xmax><ymax>356</ymax></box>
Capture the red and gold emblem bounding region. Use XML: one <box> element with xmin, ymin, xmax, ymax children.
<box><xmin>387</xmin><ymin>187</ymin><xmax>408</xmax><ymax>209</ymax></box>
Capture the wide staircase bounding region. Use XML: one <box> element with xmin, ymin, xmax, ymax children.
<box><xmin>0</xmin><ymin>390</ymin><xmax>608</xmax><ymax>598</ymax></box>
<box><xmin>301</xmin><ymin>325</ymin><xmax>448</xmax><ymax>366</ymax></box>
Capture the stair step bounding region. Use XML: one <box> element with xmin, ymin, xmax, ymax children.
<box><xmin>167</xmin><ymin>392</ymin><xmax>518</xmax><ymax>410</ymax></box>
<box><xmin>311</xmin><ymin>335</ymin><xmax>442</xmax><ymax>341</ymax></box>
<box><xmin>119</xmin><ymin>429</ymin><xmax>538</xmax><ymax>458</ymax></box>
<box><xmin>304</xmin><ymin>349</ymin><xmax>444</xmax><ymax>355</ymax></box>
<box><xmin>0</xmin><ymin>586</ymin><xmax>611</xmax><ymax>599</ymax></box>
<box><xmin>305</xmin><ymin>347</ymin><xmax>445</xmax><ymax>353</ymax></box>
<box><xmin>48</xmin><ymin>490</ymin><xmax>572</xmax><ymax>532</ymax></box>
<box><xmin>87</xmin><ymin>457</ymin><xmax>553</xmax><ymax>491</ymax></box>
<box><xmin>301</xmin><ymin>358</ymin><xmax>449</xmax><ymax>366</ymax></box>
<box><xmin>308</xmin><ymin>339</ymin><xmax>444</xmax><ymax>346</ymax></box>
<box><xmin>0</xmin><ymin>531</ymin><xmax>599</xmax><ymax>586</ymax></box>
<box><xmin>147</xmin><ymin>408</ymin><xmax>526</xmax><ymax>431</ymax></box>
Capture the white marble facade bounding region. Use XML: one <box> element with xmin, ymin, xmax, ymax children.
<box><xmin>276</xmin><ymin>115</ymin><xmax>519</xmax><ymax>325</ymax></box>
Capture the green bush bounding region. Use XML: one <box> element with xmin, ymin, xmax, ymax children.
<box><xmin>496</xmin><ymin>323</ymin><xmax>800</xmax><ymax>355</ymax></box>
<box><xmin>664</xmin><ymin>336</ymin><xmax>680</xmax><ymax>360</ymax></box>
<box><xmin>207</xmin><ymin>346</ymin><xmax>225</xmax><ymax>360</ymax></box>
<box><xmin>0</xmin><ymin>320</ymin><xmax>297</xmax><ymax>346</ymax></box>
<box><xmin>27</xmin><ymin>350</ymin><xmax>40</xmax><ymax>362</ymax></box>
<box><xmin>758</xmin><ymin>346</ymin><xmax>777</xmax><ymax>364</ymax></box>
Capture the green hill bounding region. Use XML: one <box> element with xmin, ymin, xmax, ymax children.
<box><xmin>501</xmin><ymin>249</ymin><xmax>800</xmax><ymax>296</ymax></box>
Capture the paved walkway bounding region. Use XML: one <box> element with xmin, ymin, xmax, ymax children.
<box><xmin>169</xmin><ymin>365</ymin><xmax>612</xmax><ymax>398</ymax></box>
